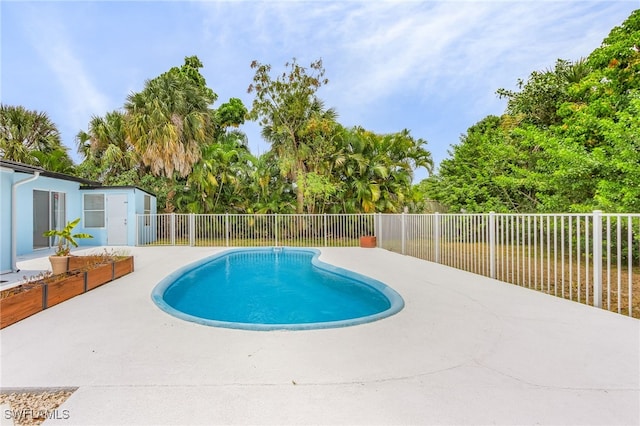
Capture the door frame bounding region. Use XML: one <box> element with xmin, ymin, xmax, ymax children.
<box><xmin>33</xmin><ymin>189</ymin><xmax>66</xmax><ymax>250</ymax></box>
<box><xmin>107</xmin><ymin>193</ymin><xmax>128</xmax><ymax>245</ymax></box>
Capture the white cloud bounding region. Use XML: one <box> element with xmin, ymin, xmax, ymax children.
<box><xmin>192</xmin><ymin>0</ymin><xmax>637</xmax><ymax>169</ymax></box>
<box><xmin>23</xmin><ymin>7</ymin><xmax>111</xmax><ymax>131</ymax></box>
<box><xmin>5</xmin><ymin>0</ymin><xmax>636</xmax><ymax>168</ymax></box>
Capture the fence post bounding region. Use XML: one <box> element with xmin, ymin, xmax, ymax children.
<box><xmin>324</xmin><ymin>213</ymin><xmax>328</xmax><ymax>247</ymax></box>
<box><xmin>189</xmin><ymin>213</ymin><xmax>195</xmax><ymax>246</ymax></box>
<box><xmin>489</xmin><ymin>211</ymin><xmax>496</xmax><ymax>279</ymax></box>
<box><xmin>225</xmin><ymin>213</ymin><xmax>229</xmax><ymax>247</ymax></box>
<box><xmin>592</xmin><ymin>210</ymin><xmax>603</xmax><ymax>308</ymax></box>
<box><xmin>434</xmin><ymin>212</ymin><xmax>440</xmax><ymax>263</ymax></box>
<box><xmin>401</xmin><ymin>212</ymin><xmax>406</xmax><ymax>255</ymax></box>
<box><xmin>275</xmin><ymin>214</ymin><xmax>279</xmax><ymax>247</ymax></box>
<box><xmin>170</xmin><ymin>213</ymin><xmax>176</xmax><ymax>246</ymax></box>
<box><xmin>135</xmin><ymin>213</ymin><xmax>140</xmax><ymax>246</ymax></box>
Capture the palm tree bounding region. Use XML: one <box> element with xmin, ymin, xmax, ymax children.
<box><xmin>560</xmin><ymin>57</ymin><xmax>591</xmax><ymax>85</ymax></box>
<box><xmin>76</xmin><ymin>110</ymin><xmax>139</xmax><ymax>182</ymax></box>
<box><xmin>30</xmin><ymin>149</ymin><xmax>75</xmax><ymax>174</ymax></box>
<box><xmin>180</xmin><ymin>132</ymin><xmax>254</xmax><ymax>213</ymax></box>
<box><xmin>125</xmin><ymin>57</ymin><xmax>216</xmax><ymax>178</ymax></box>
<box><xmin>0</xmin><ymin>104</ymin><xmax>72</xmax><ymax>166</ymax></box>
<box><xmin>248</xmin><ymin>152</ymin><xmax>295</xmax><ymax>214</ymax></box>
<box><xmin>338</xmin><ymin>127</ymin><xmax>433</xmax><ymax>213</ymax></box>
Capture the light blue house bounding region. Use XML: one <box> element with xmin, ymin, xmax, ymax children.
<box><xmin>1</xmin><ymin>159</ymin><xmax>156</xmax><ymax>273</ymax></box>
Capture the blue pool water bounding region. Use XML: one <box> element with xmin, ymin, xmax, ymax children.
<box><xmin>151</xmin><ymin>248</ymin><xmax>404</xmax><ymax>330</ymax></box>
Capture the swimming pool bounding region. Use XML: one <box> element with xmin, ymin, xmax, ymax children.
<box><xmin>151</xmin><ymin>248</ymin><xmax>404</xmax><ymax>330</ymax></box>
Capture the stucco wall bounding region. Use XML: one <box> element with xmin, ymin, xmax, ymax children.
<box><xmin>79</xmin><ymin>187</ymin><xmax>156</xmax><ymax>246</ymax></box>
<box><xmin>3</xmin><ymin>166</ymin><xmax>157</xmax><ymax>264</ymax></box>
<box><xmin>14</xmin><ymin>173</ymin><xmax>98</xmax><ymax>256</ymax></box>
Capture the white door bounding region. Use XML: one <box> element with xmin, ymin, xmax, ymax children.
<box><xmin>107</xmin><ymin>194</ymin><xmax>128</xmax><ymax>245</ymax></box>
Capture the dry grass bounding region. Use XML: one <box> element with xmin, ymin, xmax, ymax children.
<box><xmin>397</xmin><ymin>240</ymin><xmax>640</xmax><ymax>319</ymax></box>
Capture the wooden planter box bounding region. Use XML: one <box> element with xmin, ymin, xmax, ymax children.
<box><xmin>0</xmin><ymin>284</ymin><xmax>45</xmax><ymax>329</ymax></box>
<box><xmin>68</xmin><ymin>256</ymin><xmax>90</xmax><ymax>271</ymax></box>
<box><xmin>46</xmin><ymin>272</ymin><xmax>85</xmax><ymax>308</ymax></box>
<box><xmin>86</xmin><ymin>263</ymin><xmax>114</xmax><ymax>291</ymax></box>
<box><xmin>68</xmin><ymin>255</ymin><xmax>105</xmax><ymax>271</ymax></box>
<box><xmin>113</xmin><ymin>256</ymin><xmax>135</xmax><ymax>279</ymax></box>
<box><xmin>0</xmin><ymin>255</ymin><xmax>135</xmax><ymax>329</ymax></box>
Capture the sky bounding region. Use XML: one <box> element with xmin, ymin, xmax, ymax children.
<box><xmin>2</xmin><ymin>1</ymin><xmax>638</xmax><ymax>182</ymax></box>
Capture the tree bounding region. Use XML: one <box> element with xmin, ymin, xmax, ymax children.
<box><xmin>429</xmin><ymin>9</ymin><xmax>640</xmax><ymax>213</ymax></box>
<box><xmin>538</xmin><ymin>9</ymin><xmax>640</xmax><ymax>212</ymax></box>
<box><xmin>496</xmin><ymin>58</ymin><xmax>591</xmax><ymax>128</ymax></box>
<box><xmin>247</xmin><ymin>151</ymin><xmax>296</xmax><ymax>214</ymax></box>
<box><xmin>0</xmin><ymin>104</ymin><xmax>72</xmax><ymax>168</ymax></box>
<box><xmin>75</xmin><ymin>110</ymin><xmax>139</xmax><ymax>182</ymax></box>
<box><xmin>337</xmin><ymin>127</ymin><xmax>433</xmax><ymax>213</ymax></box>
<box><xmin>423</xmin><ymin>116</ymin><xmax>543</xmax><ymax>213</ymax></box>
<box><xmin>74</xmin><ymin>56</ymin><xmax>251</xmax><ymax>213</ymax></box>
<box><xmin>125</xmin><ymin>56</ymin><xmax>217</xmax><ymax>178</ymax></box>
<box><xmin>30</xmin><ymin>148</ymin><xmax>75</xmax><ymax>174</ymax></box>
<box><xmin>176</xmin><ymin>131</ymin><xmax>254</xmax><ymax>213</ymax></box>
<box><xmin>215</xmin><ymin>97</ymin><xmax>248</xmax><ymax>130</ymax></box>
<box><xmin>248</xmin><ymin>58</ymin><xmax>335</xmax><ymax>213</ymax></box>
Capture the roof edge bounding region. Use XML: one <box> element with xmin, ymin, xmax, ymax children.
<box><xmin>81</xmin><ymin>185</ymin><xmax>157</xmax><ymax>197</ymax></box>
<box><xmin>2</xmin><ymin>159</ymin><xmax>101</xmax><ymax>186</ymax></box>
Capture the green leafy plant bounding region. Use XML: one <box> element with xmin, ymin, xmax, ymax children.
<box><xmin>43</xmin><ymin>218</ymin><xmax>93</xmax><ymax>256</ymax></box>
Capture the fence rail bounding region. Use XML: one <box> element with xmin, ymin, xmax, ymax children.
<box><xmin>136</xmin><ymin>212</ymin><xmax>639</xmax><ymax>318</ymax></box>
<box><xmin>136</xmin><ymin>213</ymin><xmax>375</xmax><ymax>248</ymax></box>
<box><xmin>377</xmin><ymin>211</ymin><xmax>638</xmax><ymax>318</ymax></box>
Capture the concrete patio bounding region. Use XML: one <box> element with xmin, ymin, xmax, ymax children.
<box><xmin>1</xmin><ymin>246</ymin><xmax>638</xmax><ymax>425</ymax></box>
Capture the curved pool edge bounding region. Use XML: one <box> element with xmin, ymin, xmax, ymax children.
<box><xmin>151</xmin><ymin>247</ymin><xmax>405</xmax><ymax>331</ymax></box>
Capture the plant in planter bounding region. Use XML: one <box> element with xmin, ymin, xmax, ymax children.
<box><xmin>43</xmin><ymin>218</ymin><xmax>93</xmax><ymax>275</ymax></box>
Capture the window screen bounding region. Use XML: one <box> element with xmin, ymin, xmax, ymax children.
<box><xmin>84</xmin><ymin>194</ymin><xmax>105</xmax><ymax>228</ymax></box>
<box><xmin>143</xmin><ymin>194</ymin><xmax>151</xmax><ymax>225</ymax></box>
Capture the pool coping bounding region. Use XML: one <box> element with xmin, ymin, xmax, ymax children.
<box><xmin>150</xmin><ymin>247</ymin><xmax>405</xmax><ymax>331</ymax></box>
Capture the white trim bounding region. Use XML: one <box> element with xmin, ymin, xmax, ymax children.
<box><xmin>11</xmin><ymin>172</ymin><xmax>40</xmax><ymax>272</ymax></box>
<box><xmin>83</xmin><ymin>192</ymin><xmax>107</xmax><ymax>229</ymax></box>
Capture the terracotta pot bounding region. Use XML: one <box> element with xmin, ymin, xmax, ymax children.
<box><xmin>49</xmin><ymin>256</ymin><xmax>69</xmax><ymax>275</ymax></box>
<box><xmin>360</xmin><ymin>235</ymin><xmax>377</xmax><ymax>248</ymax></box>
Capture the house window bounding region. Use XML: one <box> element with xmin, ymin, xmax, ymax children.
<box><xmin>84</xmin><ymin>194</ymin><xmax>105</xmax><ymax>228</ymax></box>
<box><xmin>144</xmin><ymin>194</ymin><xmax>151</xmax><ymax>215</ymax></box>
<box><xmin>143</xmin><ymin>194</ymin><xmax>151</xmax><ymax>225</ymax></box>
<box><xmin>33</xmin><ymin>190</ymin><xmax>66</xmax><ymax>250</ymax></box>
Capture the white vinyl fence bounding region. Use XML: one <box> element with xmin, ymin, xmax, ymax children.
<box><xmin>377</xmin><ymin>211</ymin><xmax>638</xmax><ymax>318</ymax></box>
<box><xmin>136</xmin><ymin>213</ymin><xmax>375</xmax><ymax>248</ymax></box>
<box><xmin>136</xmin><ymin>212</ymin><xmax>638</xmax><ymax>318</ymax></box>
